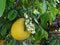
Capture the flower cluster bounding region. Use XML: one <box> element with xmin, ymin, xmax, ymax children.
<box><xmin>24</xmin><ymin>13</ymin><xmax>35</xmax><ymax>34</ymax></box>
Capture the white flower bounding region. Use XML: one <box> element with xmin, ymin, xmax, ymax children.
<box><xmin>31</xmin><ymin>31</ymin><xmax>35</xmax><ymax>34</ymax></box>
<box><xmin>31</xmin><ymin>28</ymin><xmax>34</xmax><ymax>30</ymax></box>
<box><xmin>24</xmin><ymin>15</ymin><xmax>35</xmax><ymax>34</ymax></box>
<box><xmin>24</xmin><ymin>13</ymin><xmax>28</xmax><ymax>18</ymax></box>
<box><xmin>28</xmin><ymin>29</ymin><xmax>35</xmax><ymax>34</ymax></box>
<box><xmin>26</xmin><ymin>24</ymin><xmax>30</xmax><ymax>28</ymax></box>
<box><xmin>25</xmin><ymin>19</ymin><xmax>30</xmax><ymax>26</ymax></box>
<box><xmin>30</xmin><ymin>22</ymin><xmax>34</xmax><ymax>27</ymax></box>
<box><xmin>26</xmin><ymin>19</ymin><xmax>29</xmax><ymax>23</ymax></box>
<box><xmin>26</xmin><ymin>15</ymin><xmax>28</xmax><ymax>18</ymax></box>
<box><xmin>29</xmin><ymin>17</ymin><xmax>32</xmax><ymax>20</ymax></box>
<box><xmin>28</xmin><ymin>25</ymin><xmax>35</xmax><ymax>34</ymax></box>
<box><xmin>28</xmin><ymin>26</ymin><xmax>31</xmax><ymax>29</ymax></box>
<box><xmin>27</xmin><ymin>28</ymin><xmax>30</xmax><ymax>31</ymax></box>
<box><xmin>25</xmin><ymin>22</ymin><xmax>27</xmax><ymax>25</ymax></box>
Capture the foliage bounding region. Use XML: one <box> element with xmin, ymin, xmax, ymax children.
<box><xmin>0</xmin><ymin>0</ymin><xmax>6</xmax><ymax>17</ymax></box>
<box><xmin>0</xmin><ymin>0</ymin><xmax>60</xmax><ymax>45</ymax></box>
<box><xmin>49</xmin><ymin>36</ymin><xmax>60</xmax><ymax>45</ymax></box>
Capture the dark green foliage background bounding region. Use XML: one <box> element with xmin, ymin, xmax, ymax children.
<box><xmin>0</xmin><ymin>0</ymin><xmax>60</xmax><ymax>45</ymax></box>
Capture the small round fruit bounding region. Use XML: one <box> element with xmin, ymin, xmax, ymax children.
<box><xmin>11</xmin><ymin>18</ymin><xmax>30</xmax><ymax>40</ymax></box>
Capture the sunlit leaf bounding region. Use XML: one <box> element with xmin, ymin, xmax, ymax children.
<box><xmin>47</xmin><ymin>2</ymin><xmax>58</xmax><ymax>20</ymax></box>
<box><xmin>0</xmin><ymin>0</ymin><xmax>6</xmax><ymax>17</ymax></box>
<box><xmin>42</xmin><ymin>0</ymin><xmax>47</xmax><ymax>14</ymax></box>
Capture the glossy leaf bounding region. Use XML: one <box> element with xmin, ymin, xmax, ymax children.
<box><xmin>47</xmin><ymin>2</ymin><xmax>58</xmax><ymax>20</ymax></box>
<box><xmin>40</xmin><ymin>13</ymin><xmax>49</xmax><ymax>28</ymax></box>
<box><xmin>0</xmin><ymin>0</ymin><xmax>6</xmax><ymax>17</ymax></box>
<box><xmin>1</xmin><ymin>22</ymin><xmax>11</xmax><ymax>37</ymax></box>
<box><xmin>32</xmin><ymin>15</ymin><xmax>39</xmax><ymax>25</ymax></box>
<box><xmin>8</xmin><ymin>10</ymin><xmax>17</xmax><ymax>21</ymax></box>
<box><xmin>40</xmin><ymin>27</ymin><xmax>48</xmax><ymax>39</ymax></box>
<box><xmin>35</xmin><ymin>26</ymin><xmax>48</xmax><ymax>41</ymax></box>
<box><xmin>42</xmin><ymin>0</ymin><xmax>47</xmax><ymax>14</ymax></box>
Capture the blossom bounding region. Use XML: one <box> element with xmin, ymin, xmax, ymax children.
<box><xmin>31</xmin><ymin>31</ymin><xmax>35</xmax><ymax>34</ymax></box>
<box><xmin>24</xmin><ymin>13</ymin><xmax>28</xmax><ymax>18</ymax></box>
<box><xmin>24</xmin><ymin>14</ymin><xmax>35</xmax><ymax>34</ymax></box>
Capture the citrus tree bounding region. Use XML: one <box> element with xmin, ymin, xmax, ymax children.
<box><xmin>0</xmin><ymin>0</ymin><xmax>60</xmax><ymax>45</ymax></box>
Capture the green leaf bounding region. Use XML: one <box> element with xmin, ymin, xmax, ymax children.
<box><xmin>42</xmin><ymin>0</ymin><xmax>47</xmax><ymax>14</ymax></box>
<box><xmin>22</xmin><ymin>0</ymin><xmax>30</xmax><ymax>8</ymax></box>
<box><xmin>1</xmin><ymin>22</ymin><xmax>11</xmax><ymax>37</ymax></box>
<box><xmin>49</xmin><ymin>39</ymin><xmax>57</xmax><ymax>45</ymax></box>
<box><xmin>40</xmin><ymin>13</ymin><xmax>49</xmax><ymax>28</ymax></box>
<box><xmin>1</xmin><ymin>25</ymin><xmax>7</xmax><ymax>36</ymax></box>
<box><xmin>35</xmin><ymin>26</ymin><xmax>48</xmax><ymax>40</ymax></box>
<box><xmin>40</xmin><ymin>27</ymin><xmax>48</xmax><ymax>39</ymax></box>
<box><xmin>8</xmin><ymin>10</ymin><xmax>17</xmax><ymax>21</ymax></box>
<box><xmin>48</xmin><ymin>13</ymin><xmax>53</xmax><ymax>25</ymax></box>
<box><xmin>0</xmin><ymin>0</ymin><xmax>6</xmax><ymax>17</ymax></box>
<box><xmin>10</xmin><ymin>0</ymin><xmax>15</xmax><ymax>3</ymax></box>
<box><xmin>35</xmin><ymin>28</ymin><xmax>44</xmax><ymax>40</ymax></box>
<box><xmin>7</xmin><ymin>39</ymin><xmax>16</xmax><ymax>45</ymax></box>
<box><xmin>47</xmin><ymin>2</ymin><xmax>58</xmax><ymax>20</ymax></box>
<box><xmin>0</xmin><ymin>19</ymin><xmax>4</xmax><ymax>28</ymax></box>
<box><xmin>49</xmin><ymin>39</ymin><xmax>60</xmax><ymax>45</ymax></box>
<box><xmin>31</xmin><ymin>15</ymin><xmax>39</xmax><ymax>25</ymax></box>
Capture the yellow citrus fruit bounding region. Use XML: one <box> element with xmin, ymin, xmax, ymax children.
<box><xmin>11</xmin><ymin>18</ymin><xmax>30</xmax><ymax>40</ymax></box>
<box><xmin>0</xmin><ymin>40</ymin><xmax>4</xmax><ymax>44</ymax></box>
